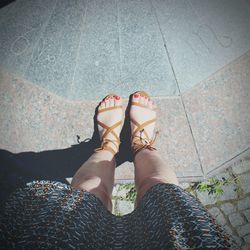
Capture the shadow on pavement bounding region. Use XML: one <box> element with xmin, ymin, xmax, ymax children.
<box><xmin>0</xmin><ymin>0</ymin><xmax>15</xmax><ymax>9</ymax></box>
<box><xmin>0</xmin><ymin>95</ymin><xmax>135</xmax><ymax>209</ymax></box>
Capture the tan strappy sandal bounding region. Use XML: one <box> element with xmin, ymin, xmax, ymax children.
<box><xmin>130</xmin><ymin>91</ymin><xmax>159</xmax><ymax>156</ymax></box>
<box><xmin>94</xmin><ymin>94</ymin><xmax>123</xmax><ymax>156</ymax></box>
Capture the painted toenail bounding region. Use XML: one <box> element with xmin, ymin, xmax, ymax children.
<box><xmin>115</xmin><ymin>96</ymin><xmax>120</xmax><ymax>100</ymax></box>
<box><xmin>134</xmin><ymin>94</ymin><xmax>139</xmax><ymax>98</ymax></box>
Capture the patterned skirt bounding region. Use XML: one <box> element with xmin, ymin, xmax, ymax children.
<box><xmin>0</xmin><ymin>181</ymin><xmax>236</xmax><ymax>249</ymax></box>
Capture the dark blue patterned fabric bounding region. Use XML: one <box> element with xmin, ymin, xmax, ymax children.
<box><xmin>0</xmin><ymin>181</ymin><xmax>236</xmax><ymax>249</ymax></box>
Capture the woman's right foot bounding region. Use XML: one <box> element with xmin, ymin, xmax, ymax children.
<box><xmin>129</xmin><ymin>91</ymin><xmax>158</xmax><ymax>154</ymax></box>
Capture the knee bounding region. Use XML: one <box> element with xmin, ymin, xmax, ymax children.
<box><xmin>137</xmin><ymin>175</ymin><xmax>178</xmax><ymax>193</ymax></box>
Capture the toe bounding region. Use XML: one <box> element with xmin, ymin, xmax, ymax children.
<box><xmin>104</xmin><ymin>96</ymin><xmax>110</xmax><ymax>108</ymax></box>
<box><xmin>109</xmin><ymin>95</ymin><xmax>115</xmax><ymax>107</ymax></box>
<box><xmin>139</xmin><ymin>95</ymin><xmax>146</xmax><ymax>105</ymax></box>
<box><xmin>100</xmin><ymin>101</ymin><xmax>105</xmax><ymax>109</ymax></box>
<box><xmin>132</xmin><ymin>92</ymin><xmax>140</xmax><ymax>103</ymax></box>
<box><xmin>114</xmin><ymin>95</ymin><xmax>122</xmax><ymax>106</ymax></box>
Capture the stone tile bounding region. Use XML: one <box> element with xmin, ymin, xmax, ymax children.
<box><xmin>198</xmin><ymin>193</ymin><xmax>217</xmax><ymax>206</ymax></box>
<box><xmin>116</xmin><ymin>200</ymin><xmax>134</xmax><ymax>215</ymax></box>
<box><xmin>220</xmin><ymin>203</ymin><xmax>236</xmax><ymax>215</ymax></box>
<box><xmin>208</xmin><ymin>207</ymin><xmax>226</xmax><ymax>226</ymax></box>
<box><xmin>236</xmin><ymin>223</ymin><xmax>250</xmax><ymax>237</ymax></box>
<box><xmin>238</xmin><ymin>197</ymin><xmax>250</xmax><ymax>211</ymax></box>
<box><xmin>155</xmin><ymin>98</ymin><xmax>203</xmax><ymax>179</ymax></box>
<box><xmin>208</xmin><ymin>207</ymin><xmax>220</xmax><ymax>217</ymax></box>
<box><xmin>0</xmin><ymin>0</ymin><xmax>56</xmax><ymax>75</ymax></box>
<box><xmin>244</xmin><ymin>234</ymin><xmax>250</xmax><ymax>245</ymax></box>
<box><xmin>239</xmin><ymin>172</ymin><xmax>250</xmax><ymax>194</ymax></box>
<box><xmin>25</xmin><ymin>0</ymin><xmax>85</xmax><ymax>98</ymax></box>
<box><xmin>228</xmin><ymin>213</ymin><xmax>244</xmax><ymax>227</ymax></box>
<box><xmin>183</xmin><ymin>52</ymin><xmax>250</xmax><ymax>175</ymax></box>
<box><xmin>243</xmin><ymin>209</ymin><xmax>250</xmax><ymax>222</ymax></box>
<box><xmin>241</xmin><ymin>245</ymin><xmax>250</xmax><ymax>250</ymax></box>
<box><xmin>223</xmin><ymin>225</ymin><xmax>233</xmax><ymax>236</ymax></box>
<box><xmin>179</xmin><ymin>183</ymin><xmax>190</xmax><ymax>190</ymax></box>
<box><xmin>115</xmin><ymin>162</ymin><xmax>135</xmax><ymax>183</ymax></box>
<box><xmin>219</xmin><ymin>184</ymin><xmax>238</xmax><ymax>202</ymax></box>
<box><xmin>0</xmin><ymin>0</ymin><xmax>15</xmax><ymax>25</ymax></box>
<box><xmin>0</xmin><ymin>69</ymin><xmax>96</xmax><ymax>153</ymax></box>
<box><xmin>152</xmin><ymin>0</ymin><xmax>250</xmax><ymax>92</ymax></box>
<box><xmin>116</xmin><ymin>0</ymin><xmax>177</xmax><ymax>97</ymax></box>
<box><xmin>111</xmin><ymin>199</ymin><xmax>116</xmax><ymax>214</ymax></box>
<box><xmin>70</xmin><ymin>0</ymin><xmax>121</xmax><ymax>100</ymax></box>
<box><xmin>232</xmin><ymin>235</ymin><xmax>243</xmax><ymax>248</ymax></box>
<box><xmin>232</xmin><ymin>159</ymin><xmax>250</xmax><ymax>175</ymax></box>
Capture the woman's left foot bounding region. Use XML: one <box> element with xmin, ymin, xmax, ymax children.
<box><xmin>95</xmin><ymin>94</ymin><xmax>123</xmax><ymax>156</ymax></box>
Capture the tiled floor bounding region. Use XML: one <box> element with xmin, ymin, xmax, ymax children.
<box><xmin>0</xmin><ymin>0</ymin><xmax>249</xmax><ymax>183</ymax></box>
<box><xmin>0</xmin><ymin>0</ymin><xmax>250</xmax><ymax>99</ymax></box>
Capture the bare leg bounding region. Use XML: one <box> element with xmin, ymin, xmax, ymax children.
<box><xmin>134</xmin><ymin>149</ymin><xmax>179</xmax><ymax>207</ymax></box>
<box><xmin>129</xmin><ymin>92</ymin><xmax>179</xmax><ymax>207</ymax></box>
<box><xmin>71</xmin><ymin>151</ymin><xmax>115</xmax><ymax>212</ymax></box>
<box><xmin>71</xmin><ymin>95</ymin><xmax>123</xmax><ymax>212</ymax></box>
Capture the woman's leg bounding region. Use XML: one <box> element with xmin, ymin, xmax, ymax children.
<box><xmin>129</xmin><ymin>92</ymin><xmax>179</xmax><ymax>207</ymax></box>
<box><xmin>71</xmin><ymin>151</ymin><xmax>115</xmax><ymax>212</ymax></box>
<box><xmin>134</xmin><ymin>149</ymin><xmax>179</xmax><ymax>207</ymax></box>
<box><xmin>71</xmin><ymin>95</ymin><xmax>123</xmax><ymax>212</ymax></box>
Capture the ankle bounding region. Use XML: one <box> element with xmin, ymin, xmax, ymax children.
<box><xmin>93</xmin><ymin>150</ymin><xmax>116</xmax><ymax>163</ymax></box>
<box><xmin>134</xmin><ymin>148</ymin><xmax>159</xmax><ymax>162</ymax></box>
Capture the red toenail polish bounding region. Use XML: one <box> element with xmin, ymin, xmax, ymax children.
<box><xmin>115</xmin><ymin>96</ymin><xmax>120</xmax><ymax>100</ymax></box>
<box><xmin>134</xmin><ymin>94</ymin><xmax>139</xmax><ymax>98</ymax></box>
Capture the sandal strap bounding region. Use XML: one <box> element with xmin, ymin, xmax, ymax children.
<box><xmin>95</xmin><ymin>138</ymin><xmax>119</xmax><ymax>156</ymax></box>
<box><xmin>130</xmin><ymin>118</ymin><xmax>159</xmax><ymax>157</ymax></box>
<box><xmin>131</xmin><ymin>118</ymin><xmax>156</xmax><ymax>141</ymax></box>
<box><xmin>131</xmin><ymin>102</ymin><xmax>156</xmax><ymax>111</ymax></box>
<box><xmin>97</xmin><ymin>120</ymin><xmax>122</xmax><ymax>142</ymax></box>
<box><xmin>132</xmin><ymin>130</ymin><xmax>159</xmax><ymax>156</ymax></box>
<box><xmin>98</xmin><ymin>105</ymin><xmax>123</xmax><ymax>113</ymax></box>
<box><xmin>95</xmin><ymin>108</ymin><xmax>122</xmax><ymax>156</ymax></box>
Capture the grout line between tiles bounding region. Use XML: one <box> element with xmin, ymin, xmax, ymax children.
<box><xmin>149</xmin><ymin>0</ymin><xmax>205</xmax><ymax>178</ymax></box>
<box><xmin>206</xmin><ymin>147</ymin><xmax>250</xmax><ymax>176</ymax></box>
<box><xmin>23</xmin><ymin>0</ymin><xmax>58</xmax><ymax>78</ymax></box>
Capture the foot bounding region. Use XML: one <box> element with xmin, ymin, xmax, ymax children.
<box><xmin>96</xmin><ymin>94</ymin><xmax>123</xmax><ymax>155</ymax></box>
<box><xmin>130</xmin><ymin>91</ymin><xmax>157</xmax><ymax>153</ymax></box>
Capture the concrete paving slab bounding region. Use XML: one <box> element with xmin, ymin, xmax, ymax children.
<box><xmin>25</xmin><ymin>0</ymin><xmax>85</xmax><ymax>98</ymax></box>
<box><xmin>155</xmin><ymin>97</ymin><xmax>203</xmax><ymax>179</ymax></box>
<box><xmin>152</xmin><ymin>0</ymin><xmax>250</xmax><ymax>92</ymax></box>
<box><xmin>70</xmin><ymin>0</ymin><xmax>121</xmax><ymax>100</ymax></box>
<box><xmin>0</xmin><ymin>0</ymin><xmax>56</xmax><ymax>75</ymax></box>
<box><xmin>115</xmin><ymin>0</ymin><xmax>177</xmax><ymax>97</ymax></box>
<box><xmin>0</xmin><ymin>68</ymin><xmax>203</xmax><ymax>182</ymax></box>
<box><xmin>0</xmin><ymin>68</ymin><xmax>95</xmax><ymax>153</ymax></box>
<box><xmin>0</xmin><ymin>0</ymin><xmax>177</xmax><ymax>100</ymax></box>
<box><xmin>183</xmin><ymin>52</ymin><xmax>250</xmax><ymax>176</ymax></box>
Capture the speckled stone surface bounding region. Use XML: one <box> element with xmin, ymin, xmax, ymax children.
<box><xmin>0</xmin><ymin>0</ymin><xmax>56</xmax><ymax>75</ymax></box>
<box><xmin>155</xmin><ymin>97</ymin><xmax>203</xmax><ymax>179</ymax></box>
<box><xmin>152</xmin><ymin>0</ymin><xmax>250</xmax><ymax>92</ymax></box>
<box><xmin>24</xmin><ymin>0</ymin><xmax>85</xmax><ymax>98</ymax></box>
<box><xmin>1</xmin><ymin>0</ymin><xmax>249</xmax><ymax>100</ymax></box>
<box><xmin>0</xmin><ymin>68</ymin><xmax>201</xmax><ymax>182</ymax></box>
<box><xmin>0</xmin><ymin>69</ymin><xmax>96</xmax><ymax>153</ymax></box>
<box><xmin>183</xmin><ymin>52</ymin><xmax>250</xmax><ymax>176</ymax></box>
<box><xmin>1</xmin><ymin>49</ymin><xmax>250</xmax><ymax>182</ymax></box>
